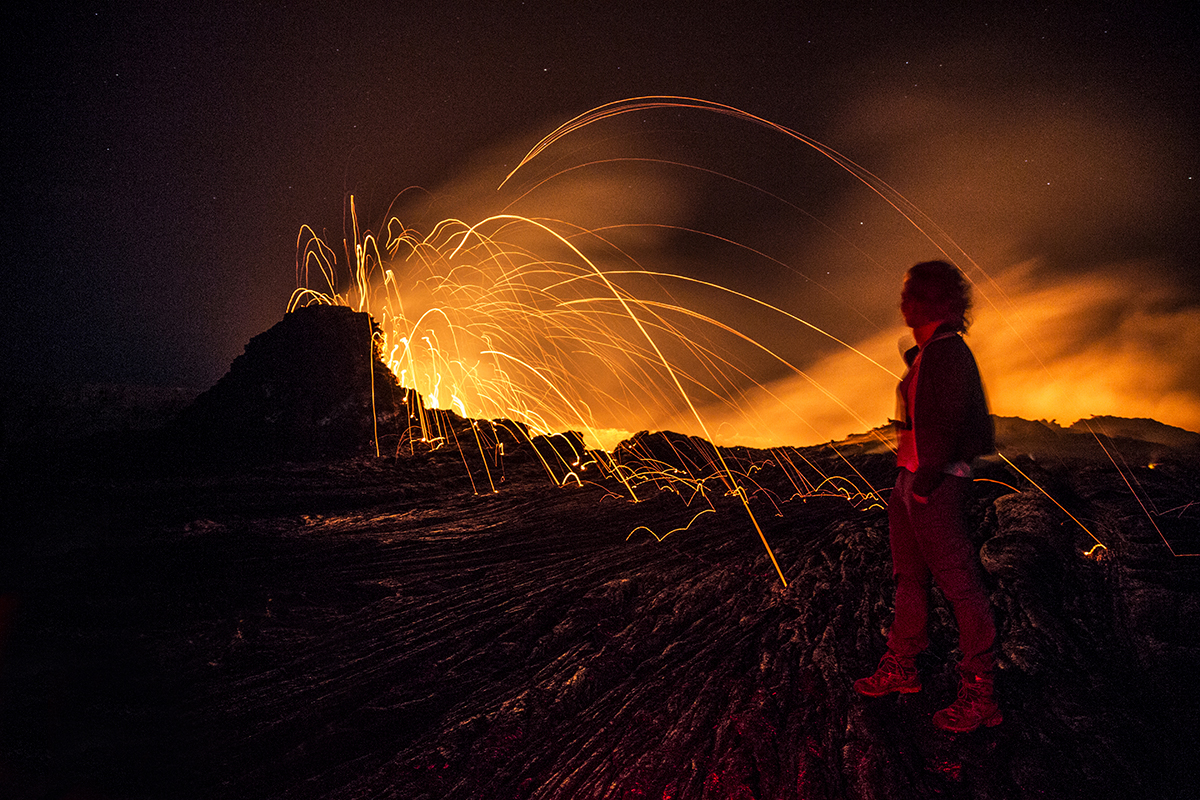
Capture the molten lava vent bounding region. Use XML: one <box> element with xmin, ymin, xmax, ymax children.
<box><xmin>177</xmin><ymin>305</ymin><xmax>411</xmax><ymax>462</ymax></box>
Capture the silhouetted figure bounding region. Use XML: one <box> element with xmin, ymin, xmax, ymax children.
<box><xmin>854</xmin><ymin>260</ymin><xmax>1000</xmax><ymax>732</ymax></box>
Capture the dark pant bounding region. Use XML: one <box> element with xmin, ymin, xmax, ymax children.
<box><xmin>886</xmin><ymin>469</ymin><xmax>996</xmax><ymax>676</ymax></box>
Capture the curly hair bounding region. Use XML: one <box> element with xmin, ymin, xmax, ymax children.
<box><xmin>904</xmin><ymin>260</ymin><xmax>972</xmax><ymax>332</ymax></box>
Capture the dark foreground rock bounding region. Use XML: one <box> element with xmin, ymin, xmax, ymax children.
<box><xmin>2</xmin><ymin>437</ymin><xmax>1198</xmax><ymax>800</ymax></box>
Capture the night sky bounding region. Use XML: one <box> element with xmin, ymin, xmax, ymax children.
<box><xmin>6</xmin><ymin>2</ymin><xmax>1198</xmax><ymax>442</ymax></box>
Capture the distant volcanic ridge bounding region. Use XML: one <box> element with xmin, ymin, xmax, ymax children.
<box><xmin>992</xmin><ymin>415</ymin><xmax>1200</xmax><ymax>463</ymax></box>
<box><xmin>611</xmin><ymin>428</ymin><xmax>813</xmax><ymax>477</ymax></box>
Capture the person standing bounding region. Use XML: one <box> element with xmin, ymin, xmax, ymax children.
<box><xmin>853</xmin><ymin>260</ymin><xmax>1000</xmax><ymax>732</ymax></box>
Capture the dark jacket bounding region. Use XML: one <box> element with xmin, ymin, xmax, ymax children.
<box><xmin>903</xmin><ymin>323</ymin><xmax>995</xmax><ymax>497</ymax></box>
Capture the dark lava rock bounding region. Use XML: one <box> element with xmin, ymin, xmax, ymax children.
<box><xmin>615</xmin><ymin>430</ymin><xmax>726</xmax><ymax>474</ymax></box>
<box><xmin>174</xmin><ymin>304</ymin><xmax>415</xmax><ymax>463</ymax></box>
<box><xmin>4</xmin><ymin>444</ymin><xmax>1198</xmax><ymax>800</ymax></box>
<box><xmin>994</xmin><ymin>415</ymin><xmax>1200</xmax><ymax>464</ymax></box>
<box><xmin>1</xmin><ymin>383</ymin><xmax>200</xmax><ymax>446</ymax></box>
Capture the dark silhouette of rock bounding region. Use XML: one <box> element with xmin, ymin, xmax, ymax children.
<box><xmin>615</xmin><ymin>429</ymin><xmax>726</xmax><ymax>475</ymax></box>
<box><xmin>1068</xmin><ymin>415</ymin><xmax>1200</xmax><ymax>450</ymax></box>
<box><xmin>174</xmin><ymin>304</ymin><xmax>414</xmax><ymax>463</ymax></box>
<box><xmin>994</xmin><ymin>415</ymin><xmax>1200</xmax><ymax>463</ymax></box>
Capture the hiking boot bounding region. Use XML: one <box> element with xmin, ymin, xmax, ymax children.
<box><xmin>854</xmin><ymin>651</ymin><xmax>921</xmax><ymax>697</ymax></box>
<box><xmin>933</xmin><ymin>673</ymin><xmax>1002</xmax><ymax>732</ymax></box>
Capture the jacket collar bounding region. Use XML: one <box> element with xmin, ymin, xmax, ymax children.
<box><xmin>921</xmin><ymin>322</ymin><xmax>961</xmax><ymax>348</ymax></box>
